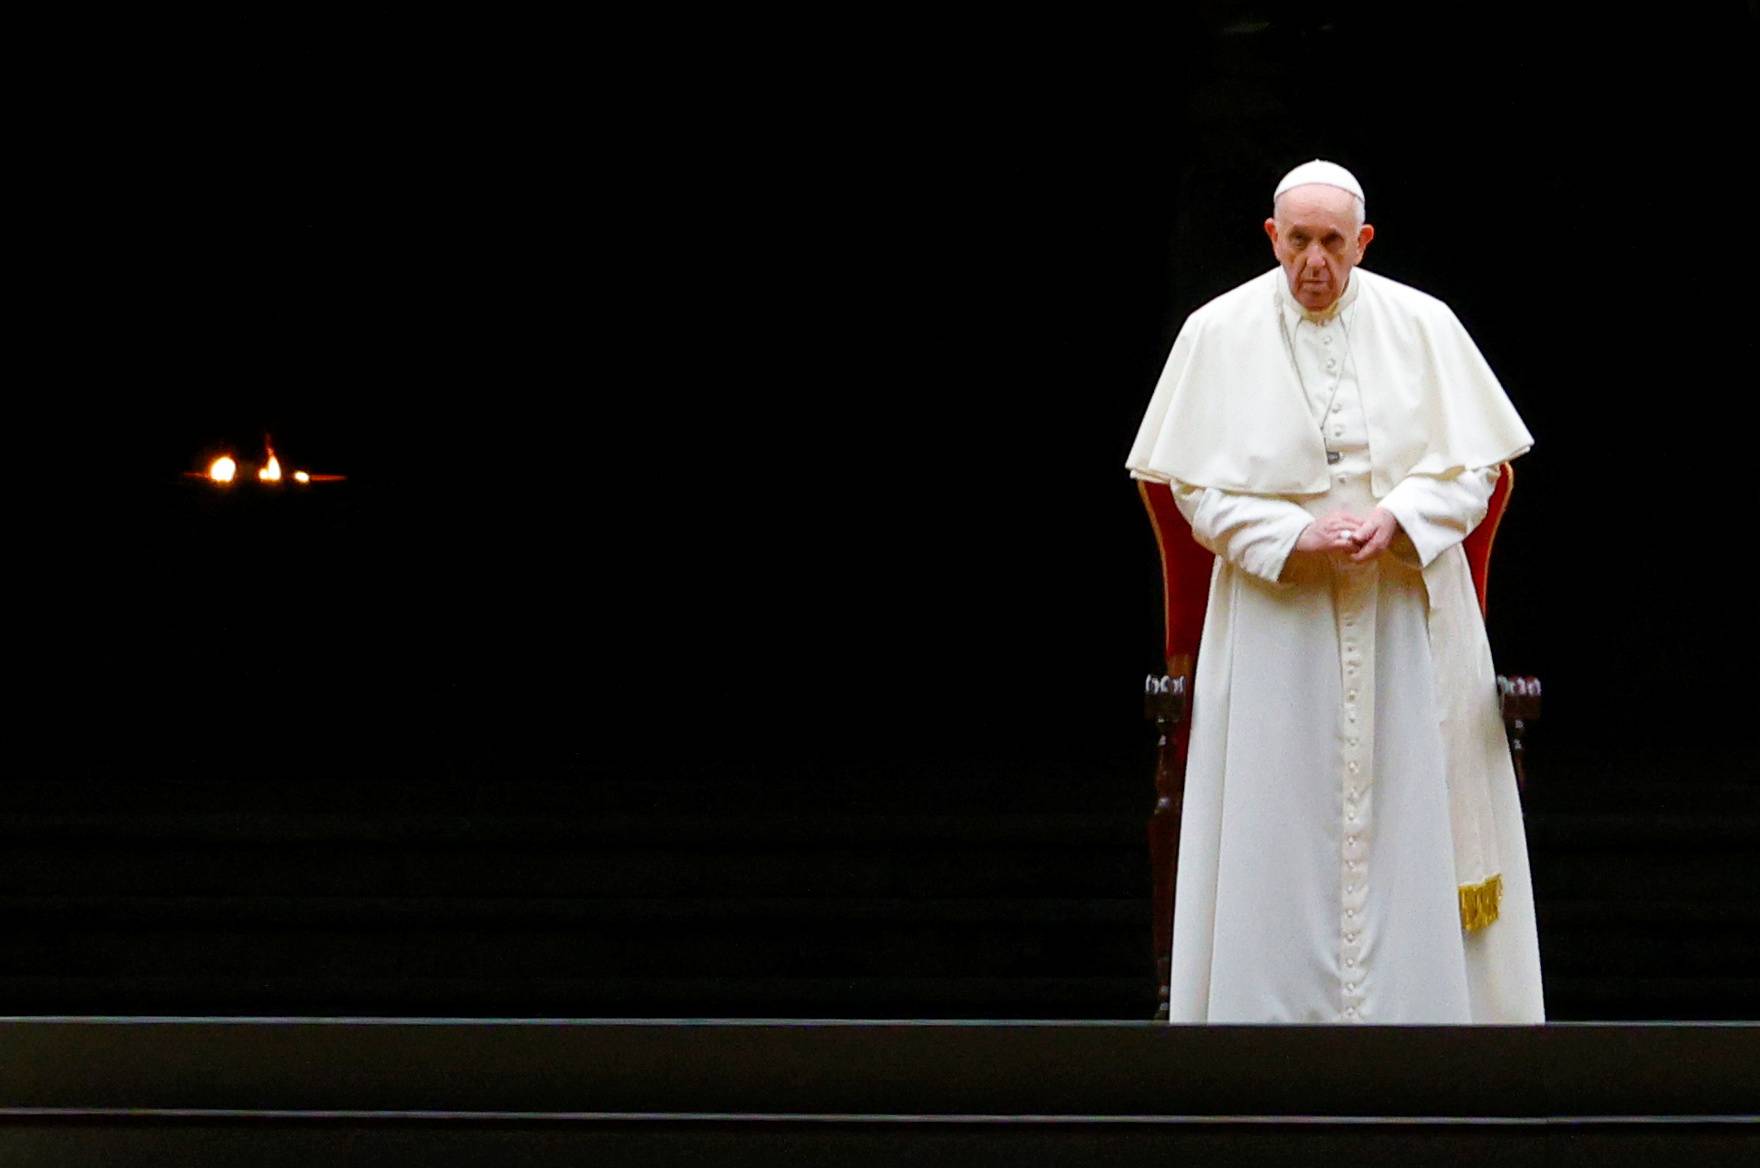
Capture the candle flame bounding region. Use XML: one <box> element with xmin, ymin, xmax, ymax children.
<box><xmin>188</xmin><ymin>436</ymin><xmax>343</xmax><ymax>486</ymax></box>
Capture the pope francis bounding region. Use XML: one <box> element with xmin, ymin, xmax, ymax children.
<box><xmin>1125</xmin><ymin>161</ymin><xmax>1545</xmax><ymax>1024</ymax></box>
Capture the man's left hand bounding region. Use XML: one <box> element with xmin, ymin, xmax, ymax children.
<box><xmin>1349</xmin><ymin>507</ymin><xmax>1401</xmax><ymax>562</ymax></box>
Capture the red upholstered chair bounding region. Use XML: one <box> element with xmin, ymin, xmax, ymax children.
<box><xmin>1138</xmin><ymin>463</ymin><xmax>1538</xmax><ymax>1019</ymax></box>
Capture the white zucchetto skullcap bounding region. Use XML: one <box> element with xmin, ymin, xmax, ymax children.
<box><xmin>1274</xmin><ymin>159</ymin><xmax>1365</xmax><ymax>203</ymax></box>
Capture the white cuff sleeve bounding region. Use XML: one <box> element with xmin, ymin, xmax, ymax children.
<box><xmin>1171</xmin><ymin>481</ymin><xmax>1314</xmax><ymax>585</ymax></box>
<box><xmin>1378</xmin><ymin>466</ymin><xmax>1501</xmax><ymax>569</ymax></box>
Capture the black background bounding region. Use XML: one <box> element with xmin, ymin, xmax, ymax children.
<box><xmin>16</xmin><ymin>5</ymin><xmax>1759</xmax><ymax>1017</ymax></box>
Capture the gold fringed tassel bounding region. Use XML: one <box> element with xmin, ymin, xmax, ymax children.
<box><xmin>1458</xmin><ymin>874</ymin><xmax>1504</xmax><ymax>933</ymax></box>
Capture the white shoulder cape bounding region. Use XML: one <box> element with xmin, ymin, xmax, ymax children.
<box><xmin>1125</xmin><ymin>267</ymin><xmax>1532</xmax><ymax>496</ymax></box>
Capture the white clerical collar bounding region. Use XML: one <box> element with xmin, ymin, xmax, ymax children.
<box><xmin>1278</xmin><ymin>267</ymin><xmax>1362</xmax><ymax>327</ymax></box>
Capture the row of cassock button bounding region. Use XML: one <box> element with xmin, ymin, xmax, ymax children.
<box><xmin>1338</xmin><ymin>561</ymin><xmax>1371</xmax><ymax>1021</ymax></box>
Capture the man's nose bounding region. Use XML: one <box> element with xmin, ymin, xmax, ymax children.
<box><xmin>1302</xmin><ymin>246</ymin><xmax>1327</xmax><ymax>268</ymax></box>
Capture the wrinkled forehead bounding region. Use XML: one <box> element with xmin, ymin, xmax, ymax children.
<box><xmin>1274</xmin><ymin>183</ymin><xmax>1362</xmax><ymax>229</ymax></box>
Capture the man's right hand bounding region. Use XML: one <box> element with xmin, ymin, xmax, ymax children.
<box><xmin>1296</xmin><ymin>511</ymin><xmax>1366</xmax><ymax>555</ymax></box>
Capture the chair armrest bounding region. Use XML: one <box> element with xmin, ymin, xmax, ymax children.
<box><xmin>1144</xmin><ymin>655</ymin><xmax>1194</xmax><ymax>728</ymax></box>
<box><xmin>1496</xmin><ymin>673</ymin><xmax>1541</xmax><ymax>791</ymax></box>
<box><xmin>1498</xmin><ymin>674</ymin><xmax>1541</xmax><ymax>723</ymax></box>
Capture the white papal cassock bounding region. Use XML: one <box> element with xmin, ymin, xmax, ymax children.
<box><xmin>1128</xmin><ymin>268</ymin><xmax>1546</xmax><ymax>1024</ymax></box>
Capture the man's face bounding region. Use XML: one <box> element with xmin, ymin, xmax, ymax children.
<box><xmin>1263</xmin><ymin>185</ymin><xmax>1375</xmax><ymax>312</ymax></box>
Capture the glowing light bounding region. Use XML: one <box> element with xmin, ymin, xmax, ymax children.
<box><xmin>186</xmin><ymin>436</ymin><xmax>345</xmax><ymax>487</ymax></box>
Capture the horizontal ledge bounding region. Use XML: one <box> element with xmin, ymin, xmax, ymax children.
<box><xmin>2</xmin><ymin>1108</ymin><xmax>1758</xmax><ymax>1127</ymax></box>
<box><xmin>0</xmin><ymin>1019</ymin><xmax>1754</xmax><ymax>1121</ymax></box>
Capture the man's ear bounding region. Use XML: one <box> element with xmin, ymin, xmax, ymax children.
<box><xmin>1356</xmin><ymin>223</ymin><xmax>1375</xmax><ymax>257</ymax></box>
<box><xmin>1263</xmin><ymin>217</ymin><xmax>1280</xmax><ymax>251</ymax></box>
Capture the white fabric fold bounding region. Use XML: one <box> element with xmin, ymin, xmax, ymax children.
<box><xmin>1126</xmin><ymin>267</ymin><xmax>1532</xmax><ymax>498</ymax></box>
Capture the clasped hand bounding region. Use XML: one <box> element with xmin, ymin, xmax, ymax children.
<box><xmin>1296</xmin><ymin>507</ymin><xmax>1399</xmax><ymax>563</ymax></box>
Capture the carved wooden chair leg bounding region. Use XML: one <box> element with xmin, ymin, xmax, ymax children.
<box><xmin>1145</xmin><ymin>653</ymin><xmax>1193</xmax><ymax>1022</ymax></box>
<box><xmin>1497</xmin><ymin>674</ymin><xmax>1542</xmax><ymax>792</ymax></box>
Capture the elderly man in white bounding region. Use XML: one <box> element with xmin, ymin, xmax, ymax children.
<box><xmin>1126</xmin><ymin>161</ymin><xmax>1545</xmax><ymax>1024</ymax></box>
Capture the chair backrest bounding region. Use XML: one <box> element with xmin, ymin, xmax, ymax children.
<box><xmin>1136</xmin><ymin>479</ymin><xmax>1214</xmax><ymax>669</ymax></box>
<box><xmin>1461</xmin><ymin>462</ymin><xmax>1514</xmax><ymax>619</ymax></box>
<box><xmin>1139</xmin><ymin>461</ymin><xmax>1515</xmax><ymax>666</ymax></box>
